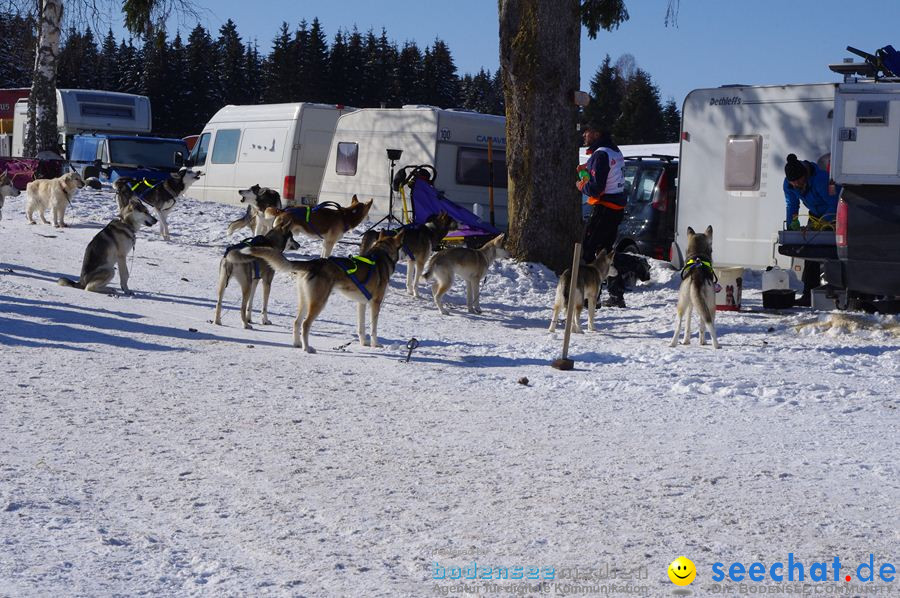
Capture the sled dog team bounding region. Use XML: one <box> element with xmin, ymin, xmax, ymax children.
<box><xmin>4</xmin><ymin>171</ymin><xmax>719</xmax><ymax>351</ymax></box>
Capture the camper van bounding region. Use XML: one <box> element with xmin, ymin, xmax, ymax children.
<box><xmin>187</xmin><ymin>102</ymin><xmax>353</xmax><ymax>205</ymax></box>
<box><xmin>674</xmin><ymin>83</ymin><xmax>836</xmax><ymax>268</ymax></box>
<box><xmin>12</xmin><ymin>89</ymin><xmax>152</xmax><ymax>157</ymax></box>
<box><xmin>318</xmin><ymin>106</ymin><xmax>508</xmax><ymax>226</ymax></box>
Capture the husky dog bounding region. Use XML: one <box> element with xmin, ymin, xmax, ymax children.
<box><xmin>242</xmin><ymin>229</ymin><xmax>406</xmax><ymax>353</ymax></box>
<box><xmin>213</xmin><ymin>227</ymin><xmax>299</xmax><ymax>329</ymax></box>
<box><xmin>671</xmin><ymin>225</ymin><xmax>720</xmax><ymax>349</ymax></box>
<box><xmin>0</xmin><ymin>170</ymin><xmax>21</xmax><ymax>221</ymax></box>
<box><xmin>57</xmin><ymin>198</ymin><xmax>157</xmax><ymax>293</ymax></box>
<box><xmin>423</xmin><ymin>234</ymin><xmax>508</xmax><ymax>315</ymax></box>
<box><xmin>270</xmin><ymin>196</ymin><xmax>373</xmax><ymax>257</ymax></box>
<box><xmin>548</xmin><ymin>249</ymin><xmax>617</xmax><ymax>333</ymax></box>
<box><xmin>25</xmin><ymin>171</ymin><xmax>85</xmax><ymax>227</ymax></box>
<box><xmin>115</xmin><ymin>168</ymin><xmax>202</xmax><ymax>241</ymax></box>
<box><xmin>360</xmin><ymin>212</ymin><xmax>456</xmax><ymax>298</ymax></box>
<box><xmin>226</xmin><ymin>185</ymin><xmax>283</xmax><ymax>236</ymax></box>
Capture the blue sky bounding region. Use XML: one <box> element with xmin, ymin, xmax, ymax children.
<box><xmin>139</xmin><ymin>0</ymin><xmax>900</xmax><ymax>107</ymax></box>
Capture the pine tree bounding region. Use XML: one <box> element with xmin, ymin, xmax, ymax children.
<box><xmin>97</xmin><ymin>29</ymin><xmax>120</xmax><ymax>91</ymax></box>
<box><xmin>0</xmin><ymin>13</ymin><xmax>37</xmax><ymax>87</ymax></box>
<box><xmin>79</xmin><ymin>29</ymin><xmax>100</xmax><ymax>89</ymax></box>
<box><xmin>244</xmin><ymin>41</ymin><xmax>264</xmax><ymax>105</ymax></box>
<box><xmin>116</xmin><ymin>40</ymin><xmax>142</xmax><ymax>95</ymax></box>
<box><xmin>394</xmin><ymin>41</ymin><xmax>424</xmax><ymax>106</ymax></box>
<box><xmin>422</xmin><ymin>39</ymin><xmax>459</xmax><ymax>108</ymax></box>
<box><xmin>184</xmin><ymin>25</ymin><xmax>222</xmax><ymax>133</ymax></box>
<box><xmin>614</xmin><ymin>68</ymin><xmax>664</xmax><ymax>144</ymax></box>
<box><xmin>167</xmin><ymin>32</ymin><xmax>193</xmax><ymax>137</ymax></box>
<box><xmin>344</xmin><ymin>27</ymin><xmax>365</xmax><ymax>106</ymax></box>
<box><xmin>328</xmin><ymin>30</ymin><xmax>349</xmax><ymax>104</ymax></box>
<box><xmin>263</xmin><ymin>23</ymin><xmax>293</xmax><ymax>103</ymax></box>
<box><xmin>139</xmin><ymin>29</ymin><xmax>173</xmax><ymax>135</ymax></box>
<box><xmin>218</xmin><ymin>19</ymin><xmax>247</xmax><ymax>106</ymax></box>
<box><xmin>583</xmin><ymin>55</ymin><xmax>622</xmax><ymax>132</ymax></box>
<box><xmin>303</xmin><ymin>18</ymin><xmax>330</xmax><ymax>103</ymax></box>
<box><xmin>290</xmin><ymin>20</ymin><xmax>309</xmax><ymax>101</ymax></box>
<box><xmin>662</xmin><ymin>98</ymin><xmax>680</xmax><ymax>143</ymax></box>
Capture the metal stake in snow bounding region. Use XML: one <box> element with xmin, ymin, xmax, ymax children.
<box><xmin>551</xmin><ymin>242</ymin><xmax>582</xmax><ymax>371</ymax></box>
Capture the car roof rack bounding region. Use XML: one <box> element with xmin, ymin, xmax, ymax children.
<box><xmin>628</xmin><ymin>154</ymin><xmax>678</xmax><ymax>162</ymax></box>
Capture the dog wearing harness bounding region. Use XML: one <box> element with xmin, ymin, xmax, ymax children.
<box><xmin>270</xmin><ymin>195</ymin><xmax>373</xmax><ymax>257</ymax></box>
<box><xmin>240</xmin><ymin>229</ymin><xmax>406</xmax><ymax>353</ymax></box>
<box><xmin>214</xmin><ymin>226</ymin><xmax>299</xmax><ymax>329</ymax></box>
<box><xmin>114</xmin><ymin>167</ymin><xmax>202</xmax><ymax>241</ymax></box>
<box><xmin>360</xmin><ymin>211</ymin><xmax>456</xmax><ymax>298</ymax></box>
<box><xmin>671</xmin><ymin>225</ymin><xmax>720</xmax><ymax>349</ymax></box>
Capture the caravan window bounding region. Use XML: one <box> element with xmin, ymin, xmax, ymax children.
<box><xmin>336</xmin><ymin>142</ymin><xmax>358</xmax><ymax>175</ymax></box>
<box><xmin>191</xmin><ymin>132</ymin><xmax>211</xmax><ymax>166</ymax></box>
<box><xmin>211</xmin><ymin>129</ymin><xmax>241</xmax><ymax>164</ymax></box>
<box><xmin>724</xmin><ymin>135</ymin><xmax>762</xmax><ymax>191</ymax></box>
<box><xmin>456</xmin><ymin>147</ymin><xmax>508</xmax><ymax>188</ymax></box>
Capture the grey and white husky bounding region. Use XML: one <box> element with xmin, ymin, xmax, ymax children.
<box><xmin>423</xmin><ymin>234</ymin><xmax>508</xmax><ymax>315</ymax></box>
<box><xmin>548</xmin><ymin>249</ymin><xmax>617</xmax><ymax>333</ymax></box>
<box><xmin>671</xmin><ymin>225</ymin><xmax>720</xmax><ymax>349</ymax></box>
<box><xmin>226</xmin><ymin>184</ymin><xmax>283</xmax><ymax>236</ymax></box>
<box><xmin>114</xmin><ymin>168</ymin><xmax>202</xmax><ymax>241</ymax></box>
<box><xmin>0</xmin><ymin>169</ymin><xmax>20</xmax><ymax>221</ymax></box>
<box><xmin>58</xmin><ymin>199</ymin><xmax>157</xmax><ymax>293</ymax></box>
<box><xmin>213</xmin><ymin>227</ymin><xmax>298</xmax><ymax>329</ymax></box>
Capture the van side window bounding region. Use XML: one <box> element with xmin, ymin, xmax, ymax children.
<box><xmin>211</xmin><ymin>129</ymin><xmax>241</xmax><ymax>164</ymax></box>
<box><xmin>192</xmin><ymin>132</ymin><xmax>211</xmax><ymax>166</ymax></box>
<box><xmin>456</xmin><ymin>147</ymin><xmax>508</xmax><ymax>188</ymax></box>
<box><xmin>724</xmin><ymin>134</ymin><xmax>762</xmax><ymax>191</ymax></box>
<box><xmin>336</xmin><ymin>142</ymin><xmax>358</xmax><ymax>175</ymax></box>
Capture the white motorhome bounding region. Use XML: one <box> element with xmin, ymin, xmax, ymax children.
<box><xmin>188</xmin><ymin>102</ymin><xmax>353</xmax><ymax>205</ymax></box>
<box><xmin>675</xmin><ymin>83</ymin><xmax>836</xmax><ymax>268</ymax></box>
<box><xmin>318</xmin><ymin>106</ymin><xmax>508</xmax><ymax>226</ymax></box>
<box><xmin>12</xmin><ymin>89</ymin><xmax>152</xmax><ymax>157</ymax></box>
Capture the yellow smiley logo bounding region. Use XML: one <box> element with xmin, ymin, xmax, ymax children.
<box><xmin>668</xmin><ymin>556</ymin><xmax>696</xmax><ymax>586</ymax></box>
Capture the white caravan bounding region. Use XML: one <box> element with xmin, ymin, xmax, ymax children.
<box><xmin>674</xmin><ymin>83</ymin><xmax>836</xmax><ymax>268</ymax></box>
<box><xmin>318</xmin><ymin>106</ymin><xmax>508</xmax><ymax>226</ymax></box>
<box><xmin>12</xmin><ymin>89</ymin><xmax>152</xmax><ymax>157</ymax></box>
<box><xmin>188</xmin><ymin>103</ymin><xmax>353</xmax><ymax>205</ymax></box>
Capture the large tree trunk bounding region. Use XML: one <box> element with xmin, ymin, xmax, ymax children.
<box><xmin>499</xmin><ymin>0</ymin><xmax>582</xmax><ymax>273</ymax></box>
<box><xmin>25</xmin><ymin>0</ymin><xmax>63</xmax><ymax>158</ymax></box>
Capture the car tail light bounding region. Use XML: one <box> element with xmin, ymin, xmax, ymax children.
<box><xmin>836</xmin><ymin>197</ymin><xmax>848</xmax><ymax>247</ymax></box>
<box><xmin>651</xmin><ymin>172</ymin><xmax>668</xmax><ymax>211</ymax></box>
<box><xmin>283</xmin><ymin>175</ymin><xmax>295</xmax><ymax>201</ymax></box>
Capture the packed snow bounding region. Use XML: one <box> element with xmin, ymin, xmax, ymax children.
<box><xmin>1</xmin><ymin>188</ymin><xmax>898</xmax><ymax>597</ymax></box>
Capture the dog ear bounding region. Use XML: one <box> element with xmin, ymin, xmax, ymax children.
<box><xmin>687</xmin><ymin>226</ymin><xmax>695</xmax><ymax>236</ymax></box>
<box><xmin>705</xmin><ymin>225</ymin><xmax>713</xmax><ymax>239</ymax></box>
<box><xmin>350</xmin><ymin>194</ymin><xmax>359</xmax><ymax>204</ymax></box>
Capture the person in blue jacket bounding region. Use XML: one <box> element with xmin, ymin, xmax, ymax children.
<box><xmin>783</xmin><ymin>153</ymin><xmax>841</xmax><ymax>306</ymax></box>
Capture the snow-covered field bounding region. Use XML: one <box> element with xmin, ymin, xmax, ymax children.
<box><xmin>1</xmin><ymin>189</ymin><xmax>898</xmax><ymax>597</ymax></box>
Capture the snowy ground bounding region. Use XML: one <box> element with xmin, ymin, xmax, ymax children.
<box><xmin>0</xmin><ymin>189</ymin><xmax>898</xmax><ymax>597</ymax></box>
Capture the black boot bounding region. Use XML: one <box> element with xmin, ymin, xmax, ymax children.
<box><xmin>794</xmin><ymin>291</ymin><xmax>811</xmax><ymax>307</ymax></box>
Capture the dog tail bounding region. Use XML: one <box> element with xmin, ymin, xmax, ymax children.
<box><xmin>227</xmin><ymin>206</ymin><xmax>253</xmax><ymax>236</ymax></box>
<box><xmin>241</xmin><ymin>246</ymin><xmax>318</xmax><ymax>275</ymax></box>
<box><xmin>691</xmin><ymin>275</ymin><xmax>715</xmax><ymax>324</ymax></box>
<box><xmin>58</xmin><ymin>277</ymin><xmax>83</xmax><ymax>289</ymax></box>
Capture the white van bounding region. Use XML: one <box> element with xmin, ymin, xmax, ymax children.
<box><xmin>674</xmin><ymin>83</ymin><xmax>836</xmax><ymax>268</ymax></box>
<box><xmin>12</xmin><ymin>89</ymin><xmax>152</xmax><ymax>157</ymax></box>
<box><xmin>318</xmin><ymin>105</ymin><xmax>508</xmax><ymax>226</ymax></box>
<box><xmin>188</xmin><ymin>102</ymin><xmax>353</xmax><ymax>205</ymax></box>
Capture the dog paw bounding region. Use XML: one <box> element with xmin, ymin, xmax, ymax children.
<box><xmin>261</xmin><ymin>318</ymin><xmax>272</xmax><ymax>325</ymax></box>
<box><xmin>243</xmin><ymin>323</ymin><xmax>254</xmax><ymax>330</ymax></box>
<box><xmin>305</xmin><ymin>346</ymin><xmax>316</xmax><ymax>354</ymax></box>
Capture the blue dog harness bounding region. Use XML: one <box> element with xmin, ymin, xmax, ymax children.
<box><xmin>327</xmin><ymin>255</ymin><xmax>376</xmax><ymax>300</ymax></box>
<box><xmin>225</xmin><ymin>235</ymin><xmax>269</xmax><ymax>279</ymax></box>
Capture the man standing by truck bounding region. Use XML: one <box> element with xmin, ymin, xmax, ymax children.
<box><xmin>783</xmin><ymin>153</ymin><xmax>841</xmax><ymax>306</ymax></box>
<box><xmin>577</xmin><ymin>125</ymin><xmax>627</xmax><ymax>307</ymax></box>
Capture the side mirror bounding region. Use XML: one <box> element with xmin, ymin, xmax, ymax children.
<box><xmin>174</xmin><ymin>151</ymin><xmax>185</xmax><ymax>167</ymax></box>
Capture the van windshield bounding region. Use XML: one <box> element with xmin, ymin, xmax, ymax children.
<box><xmin>108</xmin><ymin>138</ymin><xmax>185</xmax><ymax>169</ymax></box>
